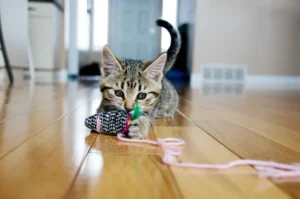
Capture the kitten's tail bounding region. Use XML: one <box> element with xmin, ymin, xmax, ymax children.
<box><xmin>156</xmin><ymin>19</ymin><xmax>181</xmax><ymax>74</ymax></box>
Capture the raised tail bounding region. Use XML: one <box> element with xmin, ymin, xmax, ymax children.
<box><xmin>156</xmin><ymin>19</ymin><xmax>181</xmax><ymax>74</ymax></box>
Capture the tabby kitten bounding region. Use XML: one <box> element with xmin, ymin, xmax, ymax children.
<box><xmin>98</xmin><ymin>19</ymin><xmax>180</xmax><ymax>139</ymax></box>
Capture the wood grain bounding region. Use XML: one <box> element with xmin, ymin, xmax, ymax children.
<box><xmin>153</xmin><ymin>126</ymin><xmax>290</xmax><ymax>199</ymax></box>
<box><xmin>153</xmin><ymin>111</ymin><xmax>193</xmax><ymax>126</ymax></box>
<box><xmin>67</xmin><ymin>153</ymin><xmax>182</xmax><ymax>199</ymax></box>
<box><xmin>0</xmin><ymin>88</ymin><xmax>97</xmax><ymax>159</ymax></box>
<box><xmin>1</xmin><ymin>83</ymin><xmax>300</xmax><ymax>198</ymax></box>
<box><xmin>178</xmin><ymin>90</ymin><xmax>300</xmax><ymax>198</ymax></box>
<box><xmin>89</xmin><ymin>127</ymin><xmax>160</xmax><ymax>155</ymax></box>
<box><xmin>0</xmin><ymin>98</ymin><xmax>98</xmax><ymax>198</ymax></box>
<box><xmin>216</xmin><ymin>100</ymin><xmax>300</xmax><ymax>132</ymax></box>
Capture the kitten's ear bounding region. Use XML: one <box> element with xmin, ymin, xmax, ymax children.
<box><xmin>143</xmin><ymin>53</ymin><xmax>167</xmax><ymax>81</ymax></box>
<box><xmin>101</xmin><ymin>45</ymin><xmax>123</xmax><ymax>77</ymax></box>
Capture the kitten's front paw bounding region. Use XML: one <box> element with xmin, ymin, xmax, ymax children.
<box><xmin>127</xmin><ymin>121</ymin><xmax>147</xmax><ymax>139</ymax></box>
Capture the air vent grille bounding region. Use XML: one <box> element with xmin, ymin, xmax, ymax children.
<box><xmin>201</xmin><ymin>64</ymin><xmax>247</xmax><ymax>83</ymax></box>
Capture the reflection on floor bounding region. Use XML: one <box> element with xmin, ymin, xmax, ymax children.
<box><xmin>0</xmin><ymin>80</ymin><xmax>300</xmax><ymax>199</ymax></box>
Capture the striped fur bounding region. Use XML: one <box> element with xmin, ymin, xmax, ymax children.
<box><xmin>98</xmin><ymin>20</ymin><xmax>180</xmax><ymax>139</ymax></box>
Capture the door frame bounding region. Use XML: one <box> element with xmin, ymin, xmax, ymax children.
<box><xmin>107</xmin><ymin>0</ymin><xmax>163</xmax><ymax>60</ymax></box>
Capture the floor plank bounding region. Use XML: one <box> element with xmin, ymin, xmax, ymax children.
<box><xmin>89</xmin><ymin>127</ymin><xmax>160</xmax><ymax>155</ymax></box>
<box><xmin>67</xmin><ymin>153</ymin><xmax>182</xmax><ymax>199</ymax></box>
<box><xmin>179</xmin><ymin>98</ymin><xmax>300</xmax><ymax>153</ymax></box>
<box><xmin>0</xmin><ymin>100</ymin><xmax>98</xmax><ymax>199</ymax></box>
<box><xmin>153</xmin><ymin>111</ymin><xmax>193</xmax><ymax>126</ymax></box>
<box><xmin>178</xmin><ymin>89</ymin><xmax>300</xmax><ymax>198</ymax></box>
<box><xmin>0</xmin><ymin>86</ymin><xmax>98</xmax><ymax>159</ymax></box>
<box><xmin>212</xmin><ymin>97</ymin><xmax>300</xmax><ymax>133</ymax></box>
<box><xmin>153</xmin><ymin>126</ymin><xmax>291</xmax><ymax>199</ymax></box>
<box><xmin>1</xmin><ymin>82</ymin><xmax>300</xmax><ymax>198</ymax></box>
<box><xmin>197</xmin><ymin>120</ymin><xmax>300</xmax><ymax>162</ymax></box>
<box><xmin>0</xmin><ymin>83</ymin><xmax>95</xmax><ymax>122</ymax></box>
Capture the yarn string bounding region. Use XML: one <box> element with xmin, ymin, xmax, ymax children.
<box><xmin>117</xmin><ymin>133</ymin><xmax>300</xmax><ymax>179</ymax></box>
<box><xmin>96</xmin><ymin>116</ymin><xmax>101</xmax><ymax>132</ymax></box>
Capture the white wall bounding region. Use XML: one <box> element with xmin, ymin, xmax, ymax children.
<box><xmin>0</xmin><ymin>0</ymin><xmax>29</xmax><ymax>67</ymax></box>
<box><xmin>193</xmin><ymin>0</ymin><xmax>300</xmax><ymax>76</ymax></box>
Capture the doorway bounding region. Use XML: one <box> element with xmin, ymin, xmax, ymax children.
<box><xmin>108</xmin><ymin>0</ymin><xmax>162</xmax><ymax>60</ymax></box>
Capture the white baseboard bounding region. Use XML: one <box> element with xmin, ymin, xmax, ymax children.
<box><xmin>0</xmin><ymin>68</ymin><xmax>26</xmax><ymax>84</ymax></box>
<box><xmin>0</xmin><ymin>68</ymin><xmax>67</xmax><ymax>84</ymax></box>
<box><xmin>191</xmin><ymin>73</ymin><xmax>300</xmax><ymax>89</ymax></box>
<box><xmin>24</xmin><ymin>69</ymin><xmax>67</xmax><ymax>83</ymax></box>
<box><xmin>246</xmin><ymin>76</ymin><xmax>300</xmax><ymax>89</ymax></box>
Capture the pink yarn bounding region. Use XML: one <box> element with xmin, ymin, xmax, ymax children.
<box><xmin>96</xmin><ymin>116</ymin><xmax>101</xmax><ymax>132</ymax></box>
<box><xmin>117</xmin><ymin>133</ymin><xmax>300</xmax><ymax>179</ymax></box>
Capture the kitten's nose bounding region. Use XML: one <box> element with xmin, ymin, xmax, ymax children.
<box><xmin>124</xmin><ymin>100</ymin><xmax>134</xmax><ymax>112</ymax></box>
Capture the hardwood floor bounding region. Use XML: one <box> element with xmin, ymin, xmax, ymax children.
<box><xmin>0</xmin><ymin>81</ymin><xmax>300</xmax><ymax>198</ymax></box>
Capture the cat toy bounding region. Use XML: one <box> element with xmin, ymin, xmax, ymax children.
<box><xmin>84</xmin><ymin>103</ymin><xmax>300</xmax><ymax>179</ymax></box>
<box><xmin>84</xmin><ymin>102</ymin><xmax>142</xmax><ymax>136</ymax></box>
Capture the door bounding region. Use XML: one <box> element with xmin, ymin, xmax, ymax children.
<box><xmin>109</xmin><ymin>0</ymin><xmax>162</xmax><ymax>61</ymax></box>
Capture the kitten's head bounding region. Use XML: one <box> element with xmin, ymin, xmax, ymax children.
<box><xmin>99</xmin><ymin>45</ymin><xmax>166</xmax><ymax>114</ymax></box>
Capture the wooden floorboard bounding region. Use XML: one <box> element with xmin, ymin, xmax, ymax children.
<box><xmin>0</xmin><ymin>103</ymin><xmax>98</xmax><ymax>198</ymax></box>
<box><xmin>154</xmin><ymin>126</ymin><xmax>290</xmax><ymax>199</ymax></box>
<box><xmin>0</xmin><ymin>83</ymin><xmax>95</xmax><ymax>122</ymax></box>
<box><xmin>1</xmin><ymin>82</ymin><xmax>300</xmax><ymax>198</ymax></box>
<box><xmin>212</xmin><ymin>97</ymin><xmax>300</xmax><ymax>132</ymax></box>
<box><xmin>67</xmin><ymin>153</ymin><xmax>183</xmax><ymax>199</ymax></box>
<box><xmin>0</xmin><ymin>83</ymin><xmax>100</xmax><ymax>199</ymax></box>
<box><xmin>0</xmin><ymin>87</ymin><xmax>97</xmax><ymax>159</ymax></box>
<box><xmin>197</xmin><ymin>120</ymin><xmax>300</xmax><ymax>162</ymax></box>
<box><xmin>179</xmin><ymin>97</ymin><xmax>300</xmax><ymax>153</ymax></box>
<box><xmin>89</xmin><ymin>128</ymin><xmax>160</xmax><ymax>155</ymax></box>
<box><xmin>178</xmin><ymin>89</ymin><xmax>300</xmax><ymax>198</ymax></box>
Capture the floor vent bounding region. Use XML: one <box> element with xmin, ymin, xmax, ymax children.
<box><xmin>201</xmin><ymin>64</ymin><xmax>247</xmax><ymax>83</ymax></box>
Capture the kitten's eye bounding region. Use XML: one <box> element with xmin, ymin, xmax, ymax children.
<box><xmin>115</xmin><ymin>90</ymin><xmax>124</xmax><ymax>98</ymax></box>
<box><xmin>137</xmin><ymin>92</ymin><xmax>147</xmax><ymax>100</ymax></box>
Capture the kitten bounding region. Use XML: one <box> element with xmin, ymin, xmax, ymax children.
<box><xmin>98</xmin><ymin>19</ymin><xmax>181</xmax><ymax>139</ymax></box>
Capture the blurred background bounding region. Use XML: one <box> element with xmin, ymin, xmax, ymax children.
<box><xmin>0</xmin><ymin>0</ymin><xmax>300</xmax><ymax>90</ymax></box>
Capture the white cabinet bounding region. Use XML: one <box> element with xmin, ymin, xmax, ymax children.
<box><xmin>28</xmin><ymin>2</ymin><xmax>64</xmax><ymax>70</ymax></box>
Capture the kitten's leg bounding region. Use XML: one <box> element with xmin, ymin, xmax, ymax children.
<box><xmin>128</xmin><ymin>115</ymin><xmax>151</xmax><ymax>139</ymax></box>
<box><xmin>154</xmin><ymin>80</ymin><xmax>179</xmax><ymax>118</ymax></box>
<box><xmin>154</xmin><ymin>109</ymin><xmax>176</xmax><ymax>118</ymax></box>
<box><xmin>154</xmin><ymin>95</ymin><xmax>178</xmax><ymax>118</ymax></box>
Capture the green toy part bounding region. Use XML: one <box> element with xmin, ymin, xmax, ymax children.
<box><xmin>130</xmin><ymin>101</ymin><xmax>142</xmax><ymax>120</ymax></box>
